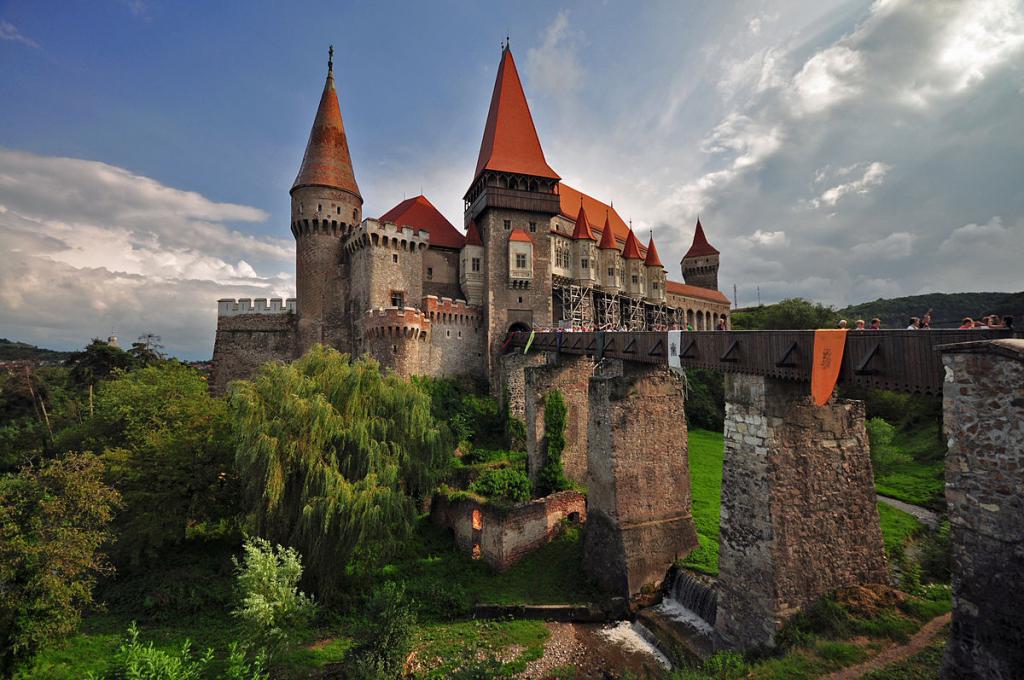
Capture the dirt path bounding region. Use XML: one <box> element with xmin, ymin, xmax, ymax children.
<box><xmin>822</xmin><ymin>612</ymin><xmax>951</xmax><ymax>680</ymax></box>
<box><xmin>876</xmin><ymin>494</ymin><xmax>939</xmax><ymax>530</ymax></box>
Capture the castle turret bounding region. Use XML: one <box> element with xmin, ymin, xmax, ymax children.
<box><xmin>570</xmin><ymin>201</ymin><xmax>597</xmax><ymax>286</ymax></box>
<box><xmin>460</xmin><ymin>220</ymin><xmax>485</xmax><ymax>306</ymax></box>
<box><xmin>464</xmin><ymin>43</ymin><xmax>560</xmax><ymax>379</ymax></box>
<box><xmin>644</xmin><ymin>235</ymin><xmax>666</xmax><ymax>303</ymax></box>
<box><xmin>597</xmin><ymin>212</ymin><xmax>621</xmax><ymax>294</ymax></box>
<box><xmin>680</xmin><ymin>218</ymin><xmax>720</xmax><ymax>291</ymax></box>
<box><xmin>291</xmin><ymin>46</ymin><xmax>363</xmax><ymax>353</ymax></box>
<box><xmin>621</xmin><ymin>226</ymin><xmax>645</xmax><ymax>298</ymax></box>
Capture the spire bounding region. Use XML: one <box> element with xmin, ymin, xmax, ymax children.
<box><xmin>571</xmin><ymin>200</ymin><xmax>596</xmax><ymax>240</ymax></box>
<box><xmin>598</xmin><ymin>212</ymin><xmax>619</xmax><ymax>250</ymax></box>
<box><xmin>472</xmin><ymin>47</ymin><xmax>559</xmax><ymax>182</ymax></box>
<box><xmin>464</xmin><ymin>219</ymin><xmax>484</xmax><ymax>247</ymax></box>
<box><xmin>291</xmin><ymin>46</ymin><xmax>361</xmax><ymax>199</ymax></box>
<box><xmin>683</xmin><ymin>217</ymin><xmax>719</xmax><ymax>258</ymax></box>
<box><xmin>622</xmin><ymin>227</ymin><xmax>644</xmax><ymax>260</ymax></box>
<box><xmin>644</xmin><ymin>235</ymin><xmax>663</xmax><ymax>267</ymax></box>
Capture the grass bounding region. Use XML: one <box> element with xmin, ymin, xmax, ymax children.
<box><xmin>410</xmin><ymin>618</ymin><xmax>548</xmax><ymax>678</ymax></box>
<box><xmin>861</xmin><ymin>625</ymin><xmax>949</xmax><ymax>679</ymax></box>
<box><xmin>877</xmin><ymin>502</ymin><xmax>924</xmax><ymax>556</ymax></box>
<box><xmin>680</xmin><ymin>428</ymin><xmax>724</xmax><ymax>575</ymax></box>
<box><xmin>871</xmin><ymin>421</ymin><xmax>946</xmax><ymax>509</ymax></box>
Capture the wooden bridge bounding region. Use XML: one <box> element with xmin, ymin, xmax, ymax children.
<box><xmin>506</xmin><ymin>328</ymin><xmax>1019</xmax><ymax>394</ymax></box>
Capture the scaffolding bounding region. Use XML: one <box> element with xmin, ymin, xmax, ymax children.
<box><xmin>597</xmin><ymin>291</ymin><xmax>621</xmax><ymax>330</ymax></box>
<box><xmin>560</xmin><ymin>284</ymin><xmax>592</xmax><ymax>330</ymax></box>
<box><xmin>624</xmin><ymin>297</ymin><xmax>646</xmax><ymax>331</ymax></box>
<box><xmin>647</xmin><ymin>303</ymin><xmax>668</xmax><ymax>331</ymax></box>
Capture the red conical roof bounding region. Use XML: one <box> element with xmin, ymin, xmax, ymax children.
<box><xmin>464</xmin><ymin>219</ymin><xmax>483</xmax><ymax>247</ymax></box>
<box><xmin>379</xmin><ymin>195</ymin><xmax>465</xmax><ymax>249</ymax></box>
<box><xmin>292</xmin><ymin>55</ymin><xmax>361</xmax><ymax>199</ymax></box>
<box><xmin>683</xmin><ymin>218</ymin><xmax>719</xmax><ymax>258</ymax></box>
<box><xmin>622</xmin><ymin>227</ymin><xmax>644</xmax><ymax>260</ymax></box>
<box><xmin>571</xmin><ymin>202</ymin><xmax>596</xmax><ymax>240</ymax></box>
<box><xmin>644</xmin><ymin>236</ymin><xmax>663</xmax><ymax>267</ymax></box>
<box><xmin>473</xmin><ymin>47</ymin><xmax>559</xmax><ymax>183</ymax></box>
<box><xmin>598</xmin><ymin>213</ymin><xmax>619</xmax><ymax>250</ymax></box>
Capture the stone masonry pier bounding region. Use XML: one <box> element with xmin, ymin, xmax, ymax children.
<box><xmin>716</xmin><ymin>374</ymin><xmax>887</xmax><ymax>649</ymax></box>
<box><xmin>939</xmin><ymin>339</ymin><xmax>1024</xmax><ymax>679</ymax></box>
<box><xmin>524</xmin><ymin>354</ymin><xmax>599</xmax><ymax>487</ymax></box>
<box><xmin>583</xmin><ymin>362</ymin><xmax>698</xmax><ymax>597</ymax></box>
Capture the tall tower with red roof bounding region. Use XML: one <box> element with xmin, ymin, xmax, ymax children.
<box><xmin>290</xmin><ymin>46</ymin><xmax>363</xmax><ymax>353</ymax></box>
<box><xmin>681</xmin><ymin>218</ymin><xmax>720</xmax><ymax>291</ymax></box>
<box><xmin>465</xmin><ymin>43</ymin><xmax>561</xmax><ymax>376</ymax></box>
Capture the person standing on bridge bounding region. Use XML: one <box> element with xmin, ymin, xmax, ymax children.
<box><xmin>869</xmin><ymin>318</ymin><xmax>882</xmax><ymax>330</ymax></box>
<box><xmin>907</xmin><ymin>317</ymin><xmax>921</xmax><ymax>330</ymax></box>
<box><xmin>854</xmin><ymin>319</ymin><xmax>866</xmax><ymax>330</ymax></box>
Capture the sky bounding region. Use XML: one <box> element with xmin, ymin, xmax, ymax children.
<box><xmin>1</xmin><ymin>0</ymin><xmax>1022</xmax><ymax>359</ymax></box>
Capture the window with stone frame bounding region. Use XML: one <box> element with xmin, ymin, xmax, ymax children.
<box><xmin>516</xmin><ymin>253</ymin><xmax>527</xmax><ymax>269</ymax></box>
<box><xmin>504</xmin><ymin>219</ymin><xmax>511</xmax><ymax>230</ymax></box>
<box><xmin>472</xmin><ymin>257</ymin><xmax>481</xmax><ymax>272</ymax></box>
<box><xmin>632</xmin><ymin>274</ymin><xmax>639</xmax><ymax>284</ymax></box>
<box><xmin>390</xmin><ymin>291</ymin><xmax>404</xmax><ymax>308</ymax></box>
<box><xmin>581</xmin><ymin>258</ymin><xmax>589</xmax><ymax>270</ymax></box>
<box><xmin>529</xmin><ymin>221</ymin><xmax>537</xmax><ymax>232</ymax></box>
<box><xmin>427</xmin><ymin>267</ymin><xmax>433</xmax><ymax>279</ymax></box>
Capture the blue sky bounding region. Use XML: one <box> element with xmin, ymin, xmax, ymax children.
<box><xmin>1</xmin><ymin>0</ymin><xmax>1022</xmax><ymax>358</ymax></box>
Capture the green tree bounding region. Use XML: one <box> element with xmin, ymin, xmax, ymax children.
<box><xmin>64</xmin><ymin>363</ymin><xmax>239</xmax><ymax>567</ymax></box>
<box><xmin>342</xmin><ymin>583</ymin><xmax>415</xmax><ymax>680</ymax></box>
<box><xmin>731</xmin><ymin>297</ymin><xmax>839</xmax><ymax>330</ymax></box>
<box><xmin>536</xmin><ymin>390</ymin><xmax>569</xmax><ymax>496</ymax></box>
<box><xmin>0</xmin><ymin>452</ymin><xmax>121</xmax><ymax>673</ymax></box>
<box><xmin>469</xmin><ymin>467</ymin><xmax>532</xmax><ymax>504</ymax></box>
<box><xmin>230</xmin><ymin>346</ymin><xmax>449</xmax><ymax>598</ymax></box>
<box><xmin>66</xmin><ymin>338</ymin><xmax>136</xmax><ymax>387</ymax></box>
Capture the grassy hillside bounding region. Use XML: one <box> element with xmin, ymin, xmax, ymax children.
<box><xmin>838</xmin><ymin>291</ymin><xmax>1023</xmax><ymax>328</ymax></box>
<box><xmin>0</xmin><ymin>338</ymin><xmax>70</xmax><ymax>362</ymax></box>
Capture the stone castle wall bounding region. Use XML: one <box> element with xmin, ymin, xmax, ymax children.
<box><xmin>431</xmin><ymin>490</ymin><xmax>585</xmax><ymax>572</ymax></box>
<box><xmin>524</xmin><ymin>354</ymin><xmax>596</xmax><ymax>486</ymax></box>
<box><xmin>940</xmin><ymin>340</ymin><xmax>1024</xmax><ymax>679</ymax></box>
<box><xmin>716</xmin><ymin>374</ymin><xmax>886</xmax><ymax>649</ymax></box>
<box><xmin>423</xmin><ymin>248</ymin><xmax>461</xmax><ymax>300</ymax></box>
<box><xmin>424</xmin><ymin>296</ymin><xmax>486</xmax><ymax>380</ymax></box>
<box><xmin>211</xmin><ymin>310</ymin><xmax>297</xmax><ymax>394</ymax></box>
<box><xmin>498</xmin><ymin>351</ymin><xmax>548</xmax><ymax>420</ymax></box>
<box><xmin>360</xmin><ymin>307</ymin><xmax>429</xmax><ymax>378</ymax></box>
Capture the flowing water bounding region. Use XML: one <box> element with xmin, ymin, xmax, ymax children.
<box><xmin>597</xmin><ymin>621</ymin><xmax>673</xmax><ymax>670</ymax></box>
<box><xmin>664</xmin><ymin>568</ymin><xmax>718</xmax><ymax>625</ymax></box>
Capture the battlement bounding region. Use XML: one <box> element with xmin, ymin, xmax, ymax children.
<box><xmin>423</xmin><ymin>295</ymin><xmax>482</xmax><ymax>325</ymax></box>
<box><xmin>343</xmin><ymin>218</ymin><xmax>431</xmax><ymax>255</ymax></box>
<box><xmin>361</xmin><ymin>306</ymin><xmax>432</xmax><ymax>339</ymax></box>
<box><xmin>218</xmin><ymin>298</ymin><xmax>297</xmax><ymax>316</ymax></box>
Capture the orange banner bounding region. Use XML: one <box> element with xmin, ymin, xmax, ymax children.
<box><xmin>811</xmin><ymin>329</ymin><xmax>848</xmax><ymax>406</ymax></box>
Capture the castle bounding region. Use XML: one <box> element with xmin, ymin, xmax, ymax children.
<box><xmin>211</xmin><ymin>45</ymin><xmax>730</xmax><ymax>392</ymax></box>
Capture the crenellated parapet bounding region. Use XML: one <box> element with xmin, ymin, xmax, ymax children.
<box><xmin>343</xmin><ymin>218</ymin><xmax>431</xmax><ymax>255</ymax></box>
<box><xmin>361</xmin><ymin>306</ymin><xmax>432</xmax><ymax>340</ymax></box>
<box><xmin>218</xmin><ymin>298</ymin><xmax>297</xmax><ymax>316</ymax></box>
<box><xmin>422</xmin><ymin>295</ymin><xmax>482</xmax><ymax>326</ymax></box>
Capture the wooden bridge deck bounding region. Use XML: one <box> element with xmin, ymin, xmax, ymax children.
<box><xmin>506</xmin><ymin>329</ymin><xmax>1019</xmax><ymax>394</ymax></box>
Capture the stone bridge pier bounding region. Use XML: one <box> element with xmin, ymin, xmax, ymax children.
<box><xmin>524</xmin><ymin>354</ymin><xmax>613</xmax><ymax>486</ymax></box>
<box><xmin>939</xmin><ymin>339</ymin><xmax>1024</xmax><ymax>679</ymax></box>
<box><xmin>583</xmin><ymin>362</ymin><xmax>699</xmax><ymax>597</ymax></box>
<box><xmin>715</xmin><ymin>374</ymin><xmax>887</xmax><ymax>649</ymax></box>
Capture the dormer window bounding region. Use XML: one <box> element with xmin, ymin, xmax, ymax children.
<box><xmin>516</xmin><ymin>253</ymin><xmax>527</xmax><ymax>268</ymax></box>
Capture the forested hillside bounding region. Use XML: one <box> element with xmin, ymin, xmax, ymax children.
<box><xmin>0</xmin><ymin>338</ymin><xmax>70</xmax><ymax>362</ymax></box>
<box><xmin>838</xmin><ymin>291</ymin><xmax>1023</xmax><ymax>328</ymax></box>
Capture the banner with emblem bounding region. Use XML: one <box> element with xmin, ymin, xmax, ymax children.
<box><xmin>668</xmin><ymin>330</ymin><xmax>683</xmax><ymax>369</ymax></box>
<box><xmin>811</xmin><ymin>329</ymin><xmax>847</xmax><ymax>405</ymax></box>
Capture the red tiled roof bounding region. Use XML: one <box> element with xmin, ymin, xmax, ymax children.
<box><xmin>509</xmin><ymin>228</ymin><xmax>532</xmax><ymax>243</ymax></box>
<box><xmin>379</xmin><ymin>195</ymin><xmax>465</xmax><ymax>249</ymax></box>
<box><xmin>644</xmin><ymin>236</ymin><xmax>663</xmax><ymax>267</ymax></box>
<box><xmin>597</xmin><ymin>212</ymin><xmax>619</xmax><ymax>251</ymax></box>
<box><xmin>683</xmin><ymin>218</ymin><xmax>719</xmax><ymax>258</ymax></box>
<box><xmin>571</xmin><ymin>202</ymin><xmax>596</xmax><ymax>241</ymax></box>
<box><xmin>556</xmin><ymin>184</ymin><xmax>635</xmax><ymax>248</ymax></box>
<box><xmin>473</xmin><ymin>47</ymin><xmax>559</xmax><ymax>182</ymax></box>
<box><xmin>622</xmin><ymin>228</ymin><xmax>644</xmax><ymax>260</ymax></box>
<box><xmin>464</xmin><ymin>219</ymin><xmax>483</xmax><ymax>247</ymax></box>
<box><xmin>665</xmin><ymin>280</ymin><xmax>730</xmax><ymax>305</ymax></box>
<box><xmin>292</xmin><ymin>63</ymin><xmax>361</xmax><ymax>198</ymax></box>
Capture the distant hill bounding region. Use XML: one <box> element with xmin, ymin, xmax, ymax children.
<box><xmin>838</xmin><ymin>292</ymin><xmax>1023</xmax><ymax>329</ymax></box>
<box><xmin>0</xmin><ymin>338</ymin><xmax>71</xmax><ymax>363</ymax></box>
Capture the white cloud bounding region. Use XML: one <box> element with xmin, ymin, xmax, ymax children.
<box><xmin>0</xmin><ymin>20</ymin><xmax>38</xmax><ymax>48</ymax></box>
<box><xmin>938</xmin><ymin>216</ymin><xmax>1019</xmax><ymax>253</ymax></box>
<box><xmin>0</xmin><ymin>149</ymin><xmax>291</xmax><ymax>358</ymax></box>
<box><xmin>790</xmin><ymin>45</ymin><xmax>864</xmax><ymax>115</ymax></box>
<box><xmin>850</xmin><ymin>231</ymin><xmax>915</xmax><ymax>258</ymax></box>
<box><xmin>811</xmin><ymin>162</ymin><xmax>891</xmax><ymax>208</ymax></box>
<box><xmin>748</xmin><ymin>229</ymin><xmax>786</xmax><ymax>246</ymax></box>
<box><xmin>525</xmin><ymin>10</ymin><xmax>584</xmax><ymax>96</ymax></box>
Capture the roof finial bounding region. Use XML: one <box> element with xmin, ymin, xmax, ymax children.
<box><xmin>328</xmin><ymin>45</ymin><xmax>334</xmax><ymax>75</ymax></box>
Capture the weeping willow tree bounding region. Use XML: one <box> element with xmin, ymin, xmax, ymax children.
<box><xmin>230</xmin><ymin>346</ymin><xmax>450</xmax><ymax>598</ymax></box>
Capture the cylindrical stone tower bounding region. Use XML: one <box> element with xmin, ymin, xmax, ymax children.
<box><xmin>290</xmin><ymin>46</ymin><xmax>362</xmax><ymax>354</ymax></box>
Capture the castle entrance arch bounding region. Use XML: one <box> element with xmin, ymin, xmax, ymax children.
<box><xmin>508</xmin><ymin>322</ymin><xmax>531</xmax><ymax>334</ymax></box>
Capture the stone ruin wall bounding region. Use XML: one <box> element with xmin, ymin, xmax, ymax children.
<box><xmin>940</xmin><ymin>341</ymin><xmax>1024</xmax><ymax>680</ymax></box>
<box><xmin>716</xmin><ymin>374</ymin><xmax>886</xmax><ymax>649</ymax></box>
<box><xmin>497</xmin><ymin>351</ymin><xmax>548</xmax><ymax>421</ymax></box>
<box><xmin>431</xmin><ymin>490</ymin><xmax>586</xmax><ymax>572</ymax></box>
<box><xmin>524</xmin><ymin>355</ymin><xmax>595</xmax><ymax>486</ymax></box>
<box><xmin>210</xmin><ymin>300</ymin><xmax>298</xmax><ymax>394</ymax></box>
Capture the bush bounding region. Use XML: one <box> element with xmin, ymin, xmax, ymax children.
<box><xmin>342</xmin><ymin>583</ymin><xmax>415</xmax><ymax>679</ymax></box>
<box><xmin>536</xmin><ymin>390</ymin><xmax>569</xmax><ymax>496</ymax></box>
<box><xmin>866</xmin><ymin>417</ymin><xmax>912</xmax><ymax>471</ymax></box>
<box><xmin>684</xmin><ymin>369</ymin><xmax>724</xmax><ymax>431</ymax></box>
<box><xmin>232</xmin><ymin>537</ymin><xmax>317</xmax><ymax>656</ymax></box>
<box><xmin>89</xmin><ymin>622</ymin><xmax>212</xmax><ymax>680</ymax></box>
<box><xmin>0</xmin><ymin>452</ymin><xmax>121</xmax><ymax>674</ymax></box>
<box><xmin>470</xmin><ymin>467</ymin><xmax>532</xmax><ymax>504</ymax></box>
<box><xmin>919</xmin><ymin>521</ymin><xmax>952</xmax><ymax>584</ymax></box>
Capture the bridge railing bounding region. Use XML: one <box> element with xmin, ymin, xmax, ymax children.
<box><xmin>505</xmin><ymin>329</ymin><xmax>1019</xmax><ymax>394</ymax></box>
